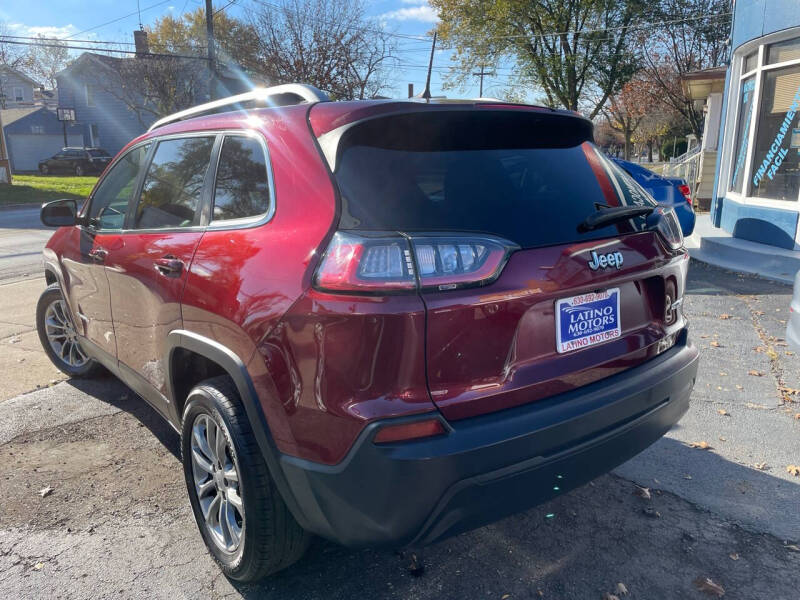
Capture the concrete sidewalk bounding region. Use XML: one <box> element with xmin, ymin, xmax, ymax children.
<box><xmin>686</xmin><ymin>214</ymin><xmax>800</xmax><ymax>284</ymax></box>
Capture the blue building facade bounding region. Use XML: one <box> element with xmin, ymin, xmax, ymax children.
<box><xmin>712</xmin><ymin>0</ymin><xmax>800</xmax><ymax>249</ymax></box>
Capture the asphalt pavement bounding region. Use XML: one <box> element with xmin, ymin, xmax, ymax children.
<box><xmin>0</xmin><ymin>206</ymin><xmax>52</xmax><ymax>283</ymax></box>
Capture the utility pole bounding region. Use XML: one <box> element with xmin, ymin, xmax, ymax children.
<box><xmin>472</xmin><ymin>64</ymin><xmax>495</xmax><ymax>98</ymax></box>
<box><xmin>205</xmin><ymin>0</ymin><xmax>217</xmax><ymax>100</ymax></box>
<box><xmin>422</xmin><ymin>31</ymin><xmax>437</xmax><ymax>103</ymax></box>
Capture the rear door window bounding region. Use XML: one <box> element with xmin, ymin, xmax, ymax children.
<box><xmin>132</xmin><ymin>136</ymin><xmax>215</xmax><ymax>229</ymax></box>
<box><xmin>333</xmin><ymin>111</ymin><xmax>656</xmax><ymax>249</ymax></box>
<box><xmin>211</xmin><ymin>135</ymin><xmax>271</xmax><ymax>222</ymax></box>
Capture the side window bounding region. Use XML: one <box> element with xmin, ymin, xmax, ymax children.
<box><xmin>212</xmin><ymin>135</ymin><xmax>271</xmax><ymax>221</ymax></box>
<box><xmin>88</xmin><ymin>144</ymin><xmax>150</xmax><ymax>230</ymax></box>
<box><xmin>133</xmin><ymin>136</ymin><xmax>215</xmax><ymax>229</ymax></box>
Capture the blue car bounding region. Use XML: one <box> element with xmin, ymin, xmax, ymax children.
<box><xmin>611</xmin><ymin>157</ymin><xmax>696</xmax><ymax>237</ymax></box>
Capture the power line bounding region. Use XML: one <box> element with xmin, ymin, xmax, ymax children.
<box><xmin>0</xmin><ymin>37</ymin><xmax>208</xmax><ymax>60</ymax></box>
<box><xmin>0</xmin><ymin>33</ymin><xmax>209</xmax><ymax>51</ymax></box>
<box><xmin>63</xmin><ymin>0</ymin><xmax>174</xmax><ymax>39</ymax></box>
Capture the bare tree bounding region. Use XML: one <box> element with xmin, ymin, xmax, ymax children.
<box><xmin>0</xmin><ymin>21</ymin><xmax>31</xmax><ymax>71</ymax></box>
<box><xmin>249</xmin><ymin>0</ymin><xmax>396</xmax><ymax>100</ymax></box>
<box><xmin>28</xmin><ymin>35</ymin><xmax>70</xmax><ymax>89</ymax></box>
<box><xmin>637</xmin><ymin>0</ymin><xmax>730</xmax><ymax>138</ymax></box>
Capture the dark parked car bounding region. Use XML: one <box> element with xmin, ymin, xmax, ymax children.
<box><xmin>38</xmin><ymin>147</ymin><xmax>112</xmax><ymax>176</ymax></box>
<box><xmin>611</xmin><ymin>157</ymin><xmax>696</xmax><ymax>236</ymax></box>
<box><xmin>37</xmin><ymin>85</ymin><xmax>699</xmax><ymax>582</ymax></box>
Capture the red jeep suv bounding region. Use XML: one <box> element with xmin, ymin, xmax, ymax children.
<box><xmin>37</xmin><ymin>84</ymin><xmax>699</xmax><ymax>582</ymax></box>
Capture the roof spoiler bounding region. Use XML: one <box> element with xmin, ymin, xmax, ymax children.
<box><xmin>147</xmin><ymin>84</ymin><xmax>329</xmax><ymax>132</ymax></box>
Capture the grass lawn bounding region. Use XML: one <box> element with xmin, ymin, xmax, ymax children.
<box><xmin>0</xmin><ymin>175</ymin><xmax>98</xmax><ymax>206</ymax></box>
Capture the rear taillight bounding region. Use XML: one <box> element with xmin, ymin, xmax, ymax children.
<box><xmin>314</xmin><ymin>231</ymin><xmax>517</xmax><ymax>293</ymax></box>
<box><xmin>648</xmin><ymin>207</ymin><xmax>683</xmax><ymax>251</ymax></box>
<box><xmin>678</xmin><ymin>184</ymin><xmax>692</xmax><ymax>205</ymax></box>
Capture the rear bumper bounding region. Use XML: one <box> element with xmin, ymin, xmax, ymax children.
<box><xmin>276</xmin><ymin>329</ymin><xmax>698</xmax><ymax>548</ymax></box>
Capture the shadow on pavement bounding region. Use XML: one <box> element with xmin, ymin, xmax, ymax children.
<box><xmin>64</xmin><ymin>375</ymin><xmax>180</xmax><ymax>459</ymax></box>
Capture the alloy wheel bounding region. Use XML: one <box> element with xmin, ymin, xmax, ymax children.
<box><xmin>190</xmin><ymin>413</ymin><xmax>244</xmax><ymax>553</ymax></box>
<box><xmin>44</xmin><ymin>298</ymin><xmax>88</xmax><ymax>368</ymax></box>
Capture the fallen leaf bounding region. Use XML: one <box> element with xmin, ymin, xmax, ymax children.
<box><xmin>719</xmin><ymin>371</ymin><xmax>727</xmax><ymax>376</ymax></box>
<box><xmin>747</xmin><ymin>370</ymin><xmax>764</xmax><ymax>377</ymax></box>
<box><xmin>633</xmin><ymin>486</ymin><xmax>651</xmax><ymax>500</ymax></box>
<box><xmin>787</xmin><ymin>465</ymin><xmax>800</xmax><ymax>476</ymax></box>
<box><xmin>602</xmin><ymin>594</ymin><xmax>620</xmax><ymax>600</ymax></box>
<box><xmin>786</xmin><ymin>351</ymin><xmax>795</xmax><ymax>356</ymax></box>
<box><xmin>780</xmin><ymin>387</ymin><xmax>800</xmax><ymax>396</ymax></box>
<box><xmin>719</xmin><ymin>313</ymin><xmax>731</xmax><ymax>320</ymax></box>
<box><xmin>716</xmin><ymin>386</ymin><xmax>723</xmax><ymax>391</ymax></box>
<box><xmin>689</xmin><ymin>441</ymin><xmax>712</xmax><ymax>450</ymax></box>
<box><xmin>642</xmin><ymin>506</ymin><xmax>661</xmax><ymax>518</ymax></box>
<box><xmin>693</xmin><ymin>576</ymin><xmax>725</xmax><ymax>597</ymax></box>
<box><xmin>718</xmin><ymin>436</ymin><xmax>727</xmax><ymax>442</ymax></box>
<box><xmin>729</xmin><ymin>552</ymin><xmax>739</xmax><ymax>560</ymax></box>
<box><xmin>710</xmin><ymin>341</ymin><xmax>721</xmax><ymax>348</ymax></box>
<box><xmin>38</xmin><ymin>486</ymin><xmax>53</xmax><ymax>498</ymax></box>
<box><xmin>753</xmin><ymin>346</ymin><xmax>765</xmax><ymax>353</ymax></box>
<box><xmin>33</xmin><ymin>562</ymin><xmax>44</xmax><ymax>571</ymax></box>
<box><xmin>785</xmin><ymin>544</ymin><xmax>800</xmax><ymax>553</ymax></box>
<box><xmin>502</xmin><ymin>595</ymin><xmax>511</xmax><ymax>600</ymax></box>
<box><xmin>700</xmin><ymin>334</ymin><xmax>709</xmax><ymax>339</ymax></box>
<box><xmin>794</xmin><ymin>413</ymin><xmax>800</xmax><ymax>420</ymax></box>
<box><xmin>735</xmin><ymin>385</ymin><xmax>744</xmax><ymax>390</ymax></box>
<box><xmin>752</xmin><ymin>462</ymin><xmax>769</xmax><ymax>470</ymax></box>
<box><xmin>717</xmin><ymin>409</ymin><xmax>730</xmax><ymax>416</ymax></box>
<box><xmin>615</xmin><ymin>582</ymin><xmax>628</xmax><ymax>596</ymax></box>
<box><xmin>754</xmin><ymin>310</ymin><xmax>765</xmax><ymax>316</ymax></box>
<box><xmin>683</xmin><ymin>474</ymin><xmax>693</xmax><ymax>480</ymax></box>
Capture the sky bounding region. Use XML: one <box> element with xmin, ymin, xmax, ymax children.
<box><xmin>0</xmin><ymin>0</ymin><xmax>502</xmax><ymax>99</ymax></box>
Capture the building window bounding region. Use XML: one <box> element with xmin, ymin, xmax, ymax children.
<box><xmin>30</xmin><ymin>125</ymin><xmax>44</xmax><ymax>134</ymax></box>
<box><xmin>90</xmin><ymin>124</ymin><xmax>100</xmax><ymax>147</ymax></box>
<box><xmin>13</xmin><ymin>87</ymin><xmax>24</xmax><ymax>102</ymax></box>
<box><xmin>726</xmin><ymin>33</ymin><xmax>800</xmax><ymax>204</ymax></box>
<box><xmin>85</xmin><ymin>84</ymin><xmax>95</xmax><ymax>107</ymax></box>
<box><xmin>749</xmin><ymin>64</ymin><xmax>800</xmax><ymax>200</ymax></box>
<box><xmin>729</xmin><ymin>76</ymin><xmax>756</xmax><ymax>193</ymax></box>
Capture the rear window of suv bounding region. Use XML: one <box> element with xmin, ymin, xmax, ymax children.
<box><xmin>333</xmin><ymin>110</ymin><xmax>656</xmax><ymax>249</ymax></box>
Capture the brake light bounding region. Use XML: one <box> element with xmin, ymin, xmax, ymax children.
<box><xmin>314</xmin><ymin>231</ymin><xmax>517</xmax><ymax>293</ymax></box>
<box><xmin>648</xmin><ymin>207</ymin><xmax>684</xmax><ymax>251</ymax></box>
<box><xmin>678</xmin><ymin>184</ymin><xmax>692</xmax><ymax>205</ymax></box>
<box><xmin>373</xmin><ymin>418</ymin><xmax>446</xmax><ymax>444</ymax></box>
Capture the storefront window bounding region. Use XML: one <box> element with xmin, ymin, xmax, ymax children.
<box><xmin>744</xmin><ymin>51</ymin><xmax>759</xmax><ymax>73</ymax></box>
<box><xmin>729</xmin><ymin>76</ymin><xmax>756</xmax><ymax>192</ymax></box>
<box><xmin>749</xmin><ymin>64</ymin><xmax>800</xmax><ymax>200</ymax></box>
<box><xmin>767</xmin><ymin>38</ymin><xmax>800</xmax><ymax>65</ymax></box>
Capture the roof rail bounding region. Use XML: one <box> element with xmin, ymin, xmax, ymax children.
<box><xmin>147</xmin><ymin>84</ymin><xmax>329</xmax><ymax>132</ymax></box>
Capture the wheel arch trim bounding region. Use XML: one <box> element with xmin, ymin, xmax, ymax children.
<box><xmin>164</xmin><ymin>329</ymin><xmax>315</xmax><ymax>530</ymax></box>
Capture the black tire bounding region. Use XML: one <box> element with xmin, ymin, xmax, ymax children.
<box><xmin>181</xmin><ymin>376</ymin><xmax>310</xmax><ymax>582</ymax></box>
<box><xmin>75</xmin><ymin>164</ymin><xmax>84</xmax><ymax>176</ymax></box>
<box><xmin>36</xmin><ymin>283</ymin><xmax>103</xmax><ymax>378</ymax></box>
<box><xmin>39</xmin><ymin>163</ymin><xmax>49</xmax><ymax>174</ymax></box>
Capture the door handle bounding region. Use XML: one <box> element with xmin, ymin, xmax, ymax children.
<box><xmin>154</xmin><ymin>256</ymin><xmax>184</xmax><ymax>277</ymax></box>
<box><xmin>88</xmin><ymin>247</ymin><xmax>107</xmax><ymax>262</ymax></box>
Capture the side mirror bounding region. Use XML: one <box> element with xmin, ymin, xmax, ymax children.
<box><xmin>41</xmin><ymin>199</ymin><xmax>81</xmax><ymax>227</ymax></box>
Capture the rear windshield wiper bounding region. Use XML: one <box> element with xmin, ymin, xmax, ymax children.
<box><xmin>577</xmin><ymin>205</ymin><xmax>654</xmax><ymax>233</ymax></box>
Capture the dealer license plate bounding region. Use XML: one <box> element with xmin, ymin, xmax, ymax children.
<box><xmin>555</xmin><ymin>288</ymin><xmax>621</xmax><ymax>354</ymax></box>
